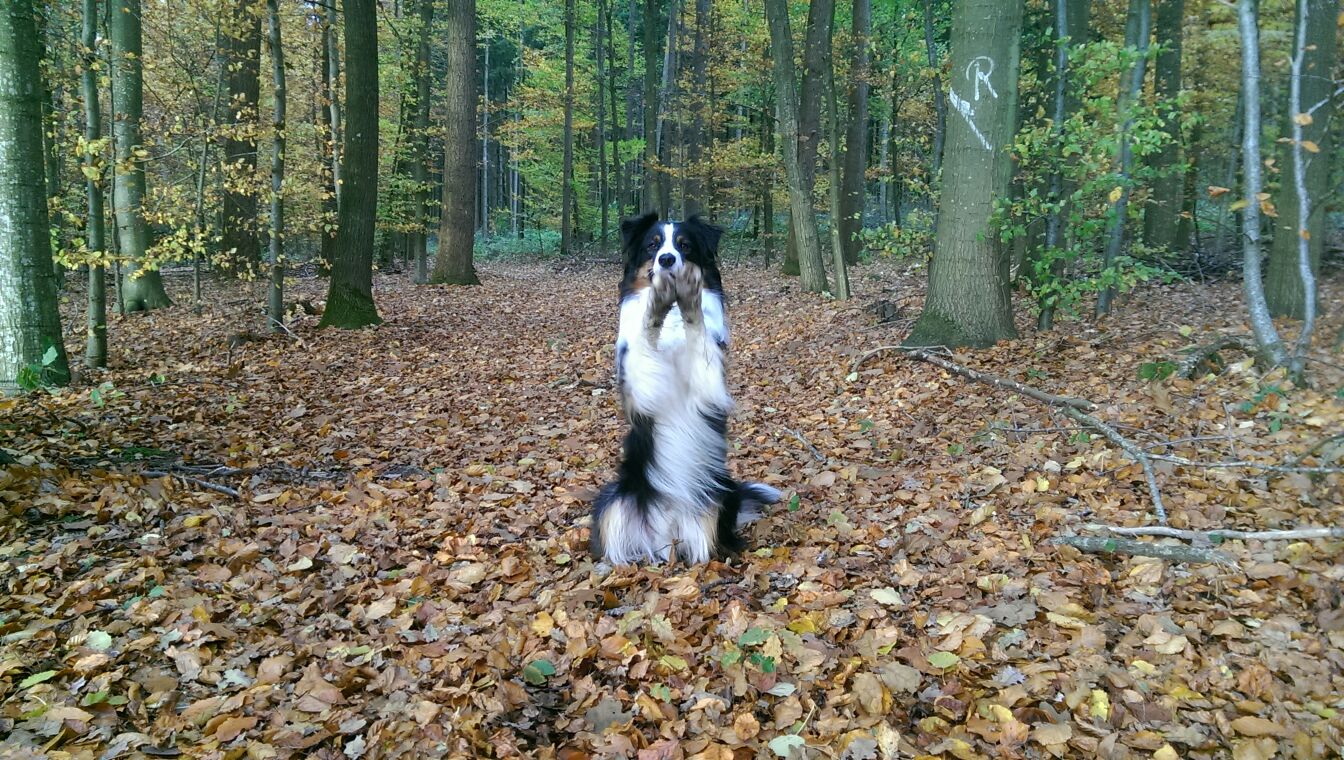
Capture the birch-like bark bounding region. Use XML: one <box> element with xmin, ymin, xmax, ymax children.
<box><xmin>81</xmin><ymin>0</ymin><xmax>106</xmax><ymax>368</ymax></box>
<box><xmin>266</xmin><ymin>0</ymin><xmax>285</xmax><ymax>330</ymax></box>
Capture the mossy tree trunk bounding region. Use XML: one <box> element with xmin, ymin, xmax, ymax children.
<box><xmin>431</xmin><ymin>0</ymin><xmax>481</xmax><ymax>285</ymax></box>
<box><xmin>1</xmin><ymin>0</ymin><xmax>70</xmax><ymax>391</ymax></box>
<box><xmin>905</xmin><ymin>0</ymin><xmax>1022</xmax><ymax>348</ymax></box>
<box><xmin>319</xmin><ymin>0</ymin><xmax>381</xmax><ymax>327</ymax></box>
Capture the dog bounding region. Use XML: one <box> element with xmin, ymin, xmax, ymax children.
<box><xmin>590</xmin><ymin>212</ymin><xmax>780</xmax><ymax>565</ymax></box>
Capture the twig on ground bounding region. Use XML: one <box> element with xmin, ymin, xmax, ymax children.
<box><xmin>850</xmin><ymin>346</ymin><xmax>1096</xmax><ymax>410</ymax></box>
<box><xmin>1178</xmin><ymin>334</ymin><xmax>1261</xmax><ymax>378</ymax></box>
<box><xmin>1059</xmin><ymin>406</ymin><xmax>1168</xmax><ymax>524</ymax></box>
<box><xmin>1289</xmin><ymin>432</ymin><xmax>1344</xmax><ymax>467</ymax></box>
<box><xmin>1048</xmin><ymin>535</ymin><xmax>1234</xmax><ymax>565</ymax></box>
<box><xmin>1085</xmin><ymin>523</ymin><xmax>1344</xmax><ymax>543</ymax></box>
<box><xmin>778</xmin><ymin>425</ymin><xmax>826</xmax><ymax>463</ymax></box>
<box><xmin>141</xmin><ymin>470</ymin><xmax>242</xmax><ymax>499</ymax></box>
<box><xmin>1147</xmin><ymin>452</ymin><xmax>1344</xmax><ymax>475</ymax></box>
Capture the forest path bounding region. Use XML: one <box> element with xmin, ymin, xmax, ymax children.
<box><xmin>3</xmin><ymin>264</ymin><xmax>1343</xmax><ymax>756</ymax></box>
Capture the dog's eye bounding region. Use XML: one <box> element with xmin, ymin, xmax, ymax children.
<box><xmin>676</xmin><ymin>238</ymin><xmax>688</xmax><ymax>251</ymax></box>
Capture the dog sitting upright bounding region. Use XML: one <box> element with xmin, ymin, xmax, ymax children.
<box><xmin>591</xmin><ymin>212</ymin><xmax>780</xmax><ymax>565</ymax></box>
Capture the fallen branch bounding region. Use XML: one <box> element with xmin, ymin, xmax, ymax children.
<box><xmin>779</xmin><ymin>425</ymin><xmax>826</xmax><ymax>463</ymax></box>
<box><xmin>142</xmin><ymin>469</ymin><xmax>242</xmax><ymax>499</ymax></box>
<box><xmin>1048</xmin><ymin>535</ymin><xmax>1234</xmax><ymax>565</ymax></box>
<box><xmin>850</xmin><ymin>346</ymin><xmax>1095</xmax><ymax>411</ymax></box>
<box><xmin>1086</xmin><ymin>523</ymin><xmax>1344</xmax><ymax>543</ymax></box>
<box><xmin>1148</xmin><ymin>452</ymin><xmax>1344</xmax><ymax>475</ymax></box>
<box><xmin>1177</xmin><ymin>334</ymin><xmax>1261</xmax><ymax>379</ymax></box>
<box><xmin>1059</xmin><ymin>406</ymin><xmax>1168</xmax><ymax>524</ymax></box>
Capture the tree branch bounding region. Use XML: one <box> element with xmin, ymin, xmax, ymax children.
<box><xmin>850</xmin><ymin>346</ymin><xmax>1096</xmax><ymax>410</ymax></box>
<box><xmin>1085</xmin><ymin>523</ymin><xmax>1344</xmax><ymax>543</ymax></box>
<box><xmin>1048</xmin><ymin>535</ymin><xmax>1234</xmax><ymax>565</ymax></box>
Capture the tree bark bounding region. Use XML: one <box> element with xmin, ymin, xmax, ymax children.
<box><xmin>922</xmin><ymin>0</ymin><xmax>947</xmax><ymax>183</ymax></box>
<box><xmin>840</xmin><ymin>0</ymin><xmax>871</xmax><ymax>266</ymax></box>
<box><xmin>319</xmin><ymin>0</ymin><xmax>382</xmax><ymax>326</ymax></box>
<box><xmin>1</xmin><ymin>0</ymin><xmax>71</xmax><ymax>391</ymax></box>
<box><xmin>783</xmin><ymin>0</ymin><xmax>834</xmax><ymax>276</ymax></box>
<box><xmin>641</xmin><ymin>0</ymin><xmax>659</xmax><ymax>213</ymax></box>
<box><xmin>325</xmin><ymin>2</ymin><xmax>342</xmax><ymax>209</ymax></box>
<box><xmin>1095</xmin><ymin>0</ymin><xmax>1150</xmax><ymax>317</ymax></box>
<box><xmin>432</xmin><ymin>0</ymin><xmax>480</xmax><ymax>285</ymax></box>
<box><xmin>316</xmin><ymin>9</ymin><xmax>337</xmax><ymax>274</ymax></box>
<box><xmin>81</xmin><ymin>0</ymin><xmax>106</xmax><ymax>368</ymax></box>
<box><xmin>560</xmin><ymin>0</ymin><xmax>576</xmax><ymax>254</ymax></box>
<box><xmin>595</xmin><ymin>0</ymin><xmax>609</xmax><ymax>243</ymax></box>
<box><xmin>266</xmin><ymin>0</ymin><xmax>285</xmax><ymax>331</ymax></box>
<box><xmin>411</xmin><ymin>0</ymin><xmax>433</xmax><ymax>284</ymax></box>
<box><xmin>904</xmin><ymin>0</ymin><xmax>1022</xmax><ymax>348</ymax></box>
<box><xmin>110</xmin><ymin>0</ymin><xmax>170</xmax><ymax>312</ymax></box>
<box><xmin>220</xmin><ymin>0</ymin><xmax>262</xmax><ymax>277</ymax></box>
<box><xmin>764</xmin><ymin>0</ymin><xmax>828</xmax><ymax>293</ymax></box>
<box><xmin>1141</xmin><ymin>0</ymin><xmax>1184</xmax><ymax>253</ymax></box>
<box><xmin>1264</xmin><ymin>0</ymin><xmax>1335</xmax><ymax>321</ymax></box>
<box><xmin>825</xmin><ymin>23</ymin><xmax>850</xmax><ymax>300</ymax></box>
<box><xmin>481</xmin><ymin>38</ymin><xmax>491</xmax><ymax>235</ymax></box>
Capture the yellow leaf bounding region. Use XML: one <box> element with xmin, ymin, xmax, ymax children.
<box><xmin>1300</xmin><ymin>229</ymin><xmax>1311</xmax><ymax>241</ymax></box>
<box><xmin>1230</xmin><ymin>715</ymin><xmax>1286</xmax><ymax>737</ymax></box>
<box><xmin>1292</xmin><ymin>112</ymin><xmax>1312</xmax><ymax>126</ymax></box>
<box><xmin>531</xmin><ymin>611</ymin><xmax>554</xmax><ymax>637</ymax></box>
<box><xmin>1089</xmin><ymin>689</ymin><xmax>1110</xmax><ymax>720</ymax></box>
<box><xmin>1108</xmin><ymin>186</ymin><xmax>1124</xmax><ymax>204</ymax></box>
<box><xmin>1153</xmin><ymin>744</ymin><xmax>1180</xmax><ymax>760</ymax></box>
<box><xmin>1300</xmin><ymin>140</ymin><xmax>1320</xmax><ymax>153</ymax></box>
<box><xmin>1229</xmin><ymin>199</ymin><xmax>1248</xmax><ymax>212</ymax></box>
<box><xmin>1032</xmin><ymin>721</ymin><xmax>1073</xmax><ymax>746</ymax></box>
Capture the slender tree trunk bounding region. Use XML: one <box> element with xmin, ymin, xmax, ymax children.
<box><xmin>432</xmin><ymin>0</ymin><xmax>480</xmax><ymax>284</ymax></box>
<box><xmin>1142</xmin><ymin>0</ymin><xmax>1184</xmax><ymax>253</ymax></box>
<box><xmin>320</xmin><ymin>0</ymin><xmax>381</xmax><ymax>326</ymax></box>
<box><xmin>1283</xmin><ymin>0</ymin><xmax>1321</xmax><ymax>377</ymax></box>
<box><xmin>684</xmin><ymin>0</ymin><xmax>709</xmax><ymax>216</ymax></box>
<box><xmin>1236</xmin><ymin>0</ymin><xmax>1285</xmax><ymax>367</ymax></box>
<box><xmin>110</xmin><ymin>0</ymin><xmax>170</xmax><ymax>312</ymax></box>
<box><xmin>605</xmin><ymin>0</ymin><xmax>622</xmax><ymax>223</ymax></box>
<box><xmin>641</xmin><ymin>0</ymin><xmax>659</xmax><ymax>213</ymax></box>
<box><xmin>411</xmin><ymin>0</ymin><xmax>432</xmax><ymax>284</ymax></box>
<box><xmin>764</xmin><ymin>0</ymin><xmax>827</xmax><ymax>293</ymax></box>
<box><xmin>1095</xmin><ymin>0</ymin><xmax>1150</xmax><ymax>317</ymax></box>
<box><xmin>326</xmin><ymin>2</ymin><xmax>342</xmax><ymax>208</ymax></box>
<box><xmin>596</xmin><ymin>1</ymin><xmax>609</xmax><ymax>243</ymax></box>
<box><xmin>655</xmin><ymin>1</ymin><xmax>678</xmax><ymax>217</ymax></box>
<box><xmin>560</xmin><ymin>0</ymin><xmax>575</xmax><ymax>254</ymax></box>
<box><xmin>840</xmin><ymin>0</ymin><xmax>871</xmax><ymax>265</ymax></box>
<box><xmin>220</xmin><ymin>0</ymin><xmax>261</xmax><ymax>277</ymax></box>
<box><xmin>1265</xmin><ymin>0</ymin><xmax>1334</xmax><ymax>321</ymax></box>
<box><xmin>1</xmin><ymin>0</ymin><xmax>71</xmax><ymax>391</ymax></box>
<box><xmin>315</xmin><ymin>13</ymin><xmax>336</xmax><ymax>273</ymax></box>
<box><xmin>825</xmin><ymin>26</ymin><xmax>850</xmax><ymax>300</ymax></box>
<box><xmin>783</xmin><ymin>0</ymin><xmax>834</xmax><ymax>276</ymax></box>
<box><xmin>905</xmin><ymin>0</ymin><xmax>1022</xmax><ymax>348</ymax></box>
<box><xmin>266</xmin><ymin>0</ymin><xmax>285</xmax><ymax>330</ymax></box>
<box><xmin>761</xmin><ymin>98</ymin><xmax>775</xmax><ymax>263</ymax></box>
<box><xmin>481</xmin><ymin>39</ymin><xmax>490</xmax><ymax>235</ymax></box>
<box><xmin>81</xmin><ymin>0</ymin><xmax>106</xmax><ymax>368</ymax></box>
<box><xmin>923</xmin><ymin>0</ymin><xmax>947</xmax><ymax>183</ymax></box>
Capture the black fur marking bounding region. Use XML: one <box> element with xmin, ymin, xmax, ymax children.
<box><xmin>590</xmin><ymin>412</ymin><xmax>659</xmax><ymax>559</ymax></box>
<box><xmin>617</xmin><ymin>211</ymin><xmax>726</xmax><ymax>302</ymax></box>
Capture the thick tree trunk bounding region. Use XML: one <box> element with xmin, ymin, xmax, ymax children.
<box><xmin>411</xmin><ymin>0</ymin><xmax>433</xmax><ymax>284</ymax></box>
<box><xmin>1</xmin><ymin>0</ymin><xmax>71</xmax><ymax>391</ymax></box>
<box><xmin>905</xmin><ymin>0</ymin><xmax>1022</xmax><ymax>348</ymax></box>
<box><xmin>1142</xmin><ymin>0</ymin><xmax>1184</xmax><ymax>253</ymax></box>
<box><xmin>110</xmin><ymin>0</ymin><xmax>170</xmax><ymax>312</ymax></box>
<box><xmin>1096</xmin><ymin>0</ymin><xmax>1150</xmax><ymax>317</ymax></box>
<box><xmin>840</xmin><ymin>0</ymin><xmax>871</xmax><ymax>265</ymax></box>
<box><xmin>1264</xmin><ymin>0</ymin><xmax>1335</xmax><ymax>320</ymax></box>
<box><xmin>783</xmin><ymin>0</ymin><xmax>834</xmax><ymax>276</ymax></box>
<box><xmin>320</xmin><ymin>0</ymin><xmax>382</xmax><ymax>326</ymax></box>
<box><xmin>560</xmin><ymin>0</ymin><xmax>575</xmax><ymax>254</ymax></box>
<box><xmin>82</xmin><ymin>0</ymin><xmax>106</xmax><ymax>368</ymax></box>
<box><xmin>220</xmin><ymin>0</ymin><xmax>261</xmax><ymax>277</ymax></box>
<box><xmin>1236</xmin><ymin>0</ymin><xmax>1286</xmax><ymax>366</ymax></box>
<box><xmin>922</xmin><ymin>0</ymin><xmax>947</xmax><ymax>183</ymax></box>
<box><xmin>266</xmin><ymin>0</ymin><xmax>285</xmax><ymax>330</ymax></box>
<box><xmin>595</xmin><ymin>0</ymin><xmax>609</xmax><ymax>243</ymax></box>
<box><xmin>684</xmin><ymin>0</ymin><xmax>709</xmax><ymax>217</ymax></box>
<box><xmin>432</xmin><ymin>0</ymin><xmax>480</xmax><ymax>285</ymax></box>
<box><xmin>764</xmin><ymin>0</ymin><xmax>827</xmax><ymax>293</ymax></box>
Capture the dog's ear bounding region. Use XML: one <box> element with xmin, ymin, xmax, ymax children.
<box><xmin>684</xmin><ymin>215</ymin><xmax>724</xmax><ymax>259</ymax></box>
<box><xmin>620</xmin><ymin>212</ymin><xmax>660</xmax><ymax>256</ymax></box>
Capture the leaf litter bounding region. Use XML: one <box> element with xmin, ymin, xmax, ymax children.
<box><xmin>1</xmin><ymin>262</ymin><xmax>1343</xmax><ymax>758</ymax></box>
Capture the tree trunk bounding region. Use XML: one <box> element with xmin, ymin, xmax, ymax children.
<box><xmin>1095</xmin><ymin>0</ymin><xmax>1150</xmax><ymax>317</ymax></box>
<box><xmin>905</xmin><ymin>0</ymin><xmax>1022</xmax><ymax>348</ymax></box>
<box><xmin>783</xmin><ymin>0</ymin><xmax>834</xmax><ymax>276</ymax></box>
<box><xmin>1141</xmin><ymin>0</ymin><xmax>1184</xmax><ymax>253</ymax></box>
<box><xmin>560</xmin><ymin>0</ymin><xmax>575</xmax><ymax>254</ymax></box>
<box><xmin>110</xmin><ymin>0</ymin><xmax>170</xmax><ymax>312</ymax></box>
<box><xmin>654</xmin><ymin>1</ymin><xmax>678</xmax><ymax>217</ymax></box>
<box><xmin>764</xmin><ymin>0</ymin><xmax>828</xmax><ymax>293</ymax></box>
<box><xmin>411</xmin><ymin>0</ymin><xmax>433</xmax><ymax>284</ymax></box>
<box><xmin>325</xmin><ymin>2</ymin><xmax>342</xmax><ymax>210</ymax></box>
<box><xmin>605</xmin><ymin>0</ymin><xmax>622</xmax><ymax>224</ymax></box>
<box><xmin>840</xmin><ymin>0</ymin><xmax>871</xmax><ymax>265</ymax></box>
<box><xmin>1235</xmin><ymin>0</ymin><xmax>1286</xmax><ymax>367</ymax></box>
<box><xmin>1264</xmin><ymin>0</ymin><xmax>1335</xmax><ymax>320</ymax></box>
<box><xmin>81</xmin><ymin>0</ymin><xmax>106</xmax><ymax>368</ymax></box>
<box><xmin>595</xmin><ymin>1</ymin><xmax>609</xmax><ymax>243</ymax></box>
<box><xmin>825</xmin><ymin>23</ymin><xmax>850</xmax><ymax>300</ymax></box>
<box><xmin>641</xmin><ymin>0</ymin><xmax>659</xmax><ymax>213</ymax></box>
<box><xmin>266</xmin><ymin>0</ymin><xmax>285</xmax><ymax>330</ymax></box>
<box><xmin>316</xmin><ymin>10</ymin><xmax>337</xmax><ymax>274</ymax></box>
<box><xmin>481</xmin><ymin>39</ymin><xmax>490</xmax><ymax>235</ymax></box>
<box><xmin>319</xmin><ymin>0</ymin><xmax>381</xmax><ymax>327</ymax></box>
<box><xmin>432</xmin><ymin>0</ymin><xmax>480</xmax><ymax>285</ymax></box>
<box><xmin>1</xmin><ymin>0</ymin><xmax>71</xmax><ymax>391</ymax></box>
<box><xmin>923</xmin><ymin>0</ymin><xmax>947</xmax><ymax>184</ymax></box>
<box><xmin>220</xmin><ymin>0</ymin><xmax>261</xmax><ymax>277</ymax></box>
<box><xmin>684</xmin><ymin>0</ymin><xmax>709</xmax><ymax>217</ymax></box>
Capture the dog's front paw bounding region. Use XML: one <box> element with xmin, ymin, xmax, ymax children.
<box><xmin>675</xmin><ymin>266</ymin><xmax>702</xmax><ymax>321</ymax></box>
<box><xmin>649</xmin><ymin>270</ymin><xmax>677</xmax><ymax>323</ymax></box>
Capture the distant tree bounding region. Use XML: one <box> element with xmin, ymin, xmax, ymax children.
<box><xmin>782</xmin><ymin>0</ymin><xmax>834</xmax><ymax>277</ymax></box>
<box><xmin>0</xmin><ymin>0</ymin><xmax>70</xmax><ymax>391</ymax></box>
<box><xmin>432</xmin><ymin>0</ymin><xmax>480</xmax><ymax>285</ymax></box>
<box><xmin>1141</xmin><ymin>0</ymin><xmax>1184</xmax><ymax>254</ymax></box>
<box><xmin>839</xmin><ymin>0</ymin><xmax>871</xmax><ymax>266</ymax></box>
<box><xmin>561</xmin><ymin>0</ymin><xmax>575</xmax><ymax>255</ymax></box>
<box><xmin>81</xmin><ymin>0</ymin><xmax>107</xmax><ymax>368</ymax></box>
<box><xmin>110</xmin><ymin>0</ymin><xmax>171</xmax><ymax>312</ymax></box>
<box><xmin>765</xmin><ymin>0</ymin><xmax>828</xmax><ymax>294</ymax></box>
<box><xmin>905</xmin><ymin>0</ymin><xmax>1022</xmax><ymax>348</ymax></box>
<box><xmin>219</xmin><ymin>0</ymin><xmax>262</xmax><ymax>276</ymax></box>
<box><xmin>265</xmin><ymin>0</ymin><xmax>285</xmax><ymax>330</ymax></box>
<box><xmin>641</xmin><ymin>0</ymin><xmax>660</xmax><ymax>213</ymax></box>
<box><xmin>410</xmin><ymin>0</ymin><xmax>433</xmax><ymax>284</ymax></box>
<box><xmin>1264</xmin><ymin>0</ymin><xmax>1335</xmax><ymax>321</ymax></box>
<box><xmin>319</xmin><ymin>0</ymin><xmax>381</xmax><ymax>327</ymax></box>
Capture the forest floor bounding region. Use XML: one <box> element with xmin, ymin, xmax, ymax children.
<box><xmin>2</xmin><ymin>258</ymin><xmax>1344</xmax><ymax>759</ymax></box>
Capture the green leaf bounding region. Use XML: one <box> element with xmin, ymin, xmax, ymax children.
<box><xmin>85</xmin><ymin>630</ymin><xmax>113</xmax><ymax>652</ymax></box>
<box><xmin>19</xmin><ymin>670</ymin><xmax>58</xmax><ymax>689</ymax></box>
<box><xmin>787</xmin><ymin>493</ymin><xmax>800</xmax><ymax>512</ymax></box>
<box><xmin>522</xmin><ymin>659</ymin><xmax>556</xmax><ymax>685</ymax></box>
<box><xmin>80</xmin><ymin>690</ymin><xmax>109</xmax><ymax>706</ymax></box>
<box><xmin>738</xmin><ymin>627</ymin><xmax>770</xmax><ymax>647</ymax></box>
<box><xmin>766</xmin><ymin>681</ymin><xmax>797</xmax><ymax>697</ymax></box>
<box><xmin>659</xmin><ymin>655</ymin><xmax>688</xmax><ymax>671</ymax></box>
<box><xmin>768</xmin><ymin>734</ymin><xmax>806</xmax><ymax>758</ymax></box>
<box><xmin>927</xmin><ymin>651</ymin><xmax>961</xmax><ymax>670</ymax></box>
<box><xmin>41</xmin><ymin>346</ymin><xmax>59</xmax><ymax>366</ymax></box>
<box><xmin>720</xmin><ymin>649</ymin><xmax>742</xmax><ymax>667</ymax></box>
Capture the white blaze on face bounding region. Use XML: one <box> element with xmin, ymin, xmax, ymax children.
<box><xmin>655</xmin><ymin>222</ymin><xmax>682</xmax><ymax>273</ymax></box>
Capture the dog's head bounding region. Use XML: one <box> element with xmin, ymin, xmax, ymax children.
<box><xmin>619</xmin><ymin>212</ymin><xmax>724</xmax><ymax>299</ymax></box>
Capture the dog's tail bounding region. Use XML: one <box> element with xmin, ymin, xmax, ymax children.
<box><xmin>733</xmin><ymin>482</ymin><xmax>781</xmax><ymax>528</ymax></box>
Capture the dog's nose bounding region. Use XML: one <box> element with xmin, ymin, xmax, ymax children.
<box><xmin>657</xmin><ymin>253</ymin><xmax>676</xmax><ymax>269</ymax></box>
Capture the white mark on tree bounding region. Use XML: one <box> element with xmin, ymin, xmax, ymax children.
<box><xmin>949</xmin><ymin>54</ymin><xmax>999</xmax><ymax>151</ymax></box>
